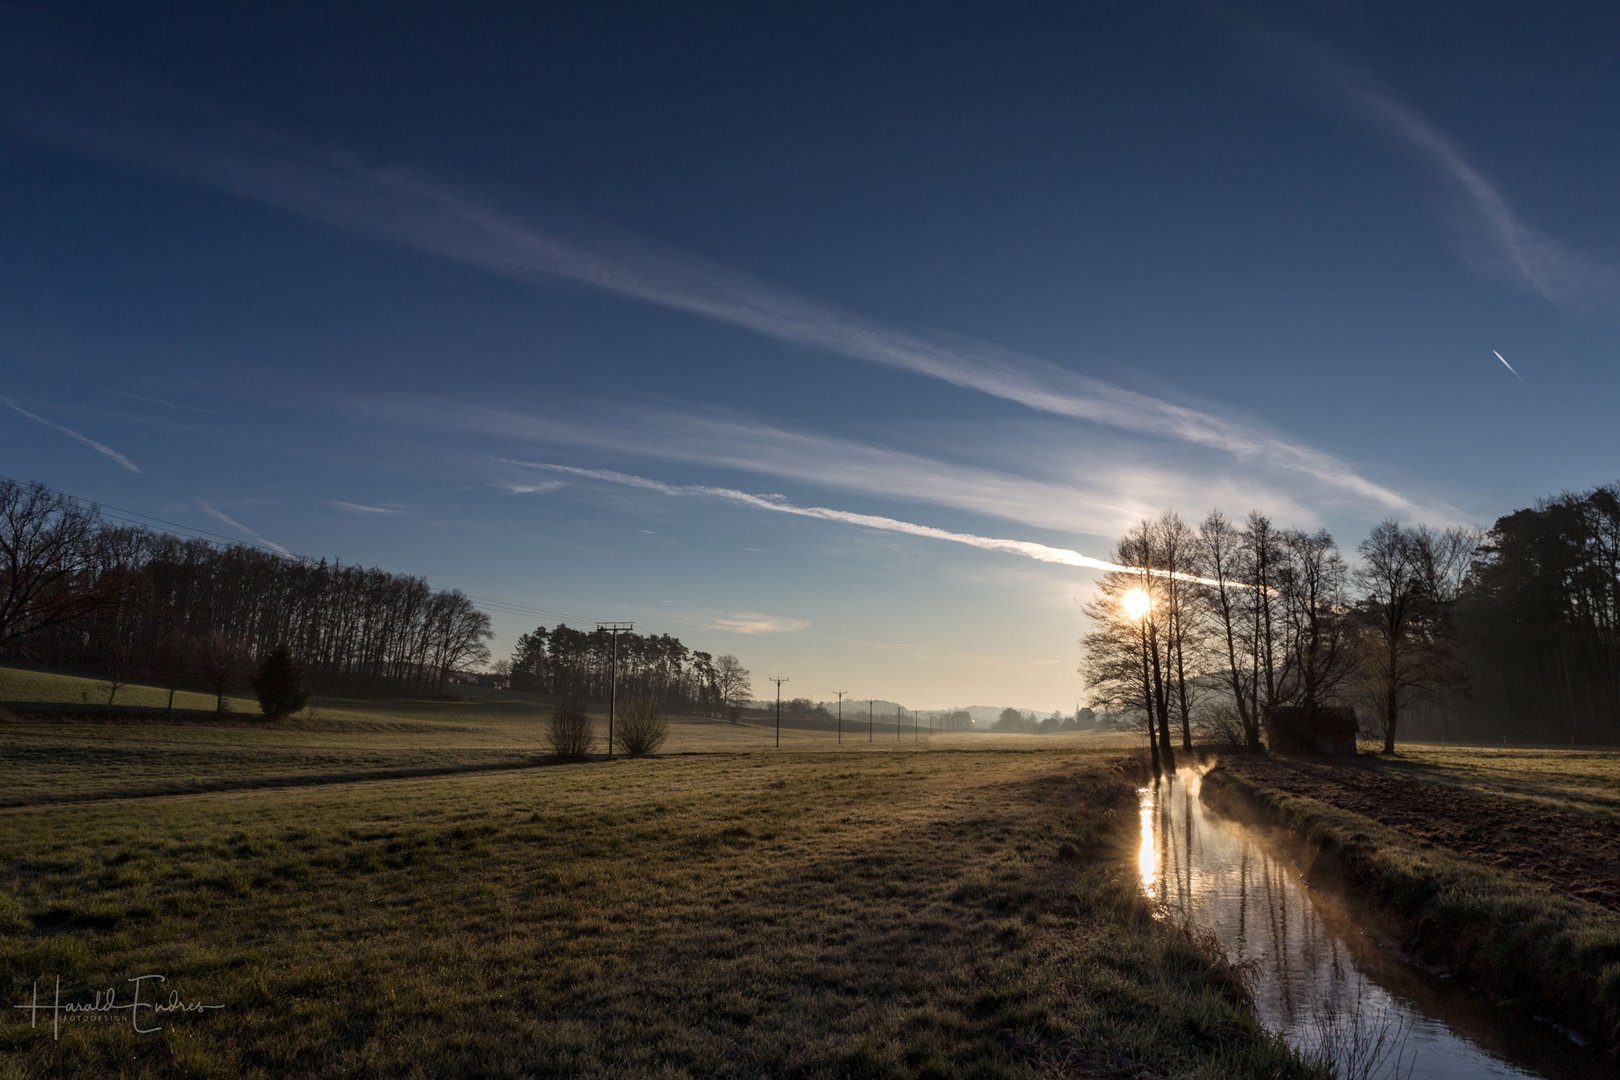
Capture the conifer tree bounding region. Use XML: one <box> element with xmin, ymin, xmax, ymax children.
<box><xmin>252</xmin><ymin>645</ymin><xmax>309</xmax><ymax>719</ymax></box>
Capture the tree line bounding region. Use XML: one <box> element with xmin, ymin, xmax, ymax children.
<box><xmin>1462</xmin><ymin>486</ymin><xmax>1620</xmax><ymax>745</ymax></box>
<box><xmin>1082</xmin><ymin>482</ymin><xmax>1620</xmax><ymax>764</ymax></box>
<box><xmin>1</xmin><ymin>480</ymin><xmax>492</xmax><ymax>701</ymax></box>
<box><xmin>508</xmin><ymin>625</ymin><xmax>751</xmax><ymax>714</ymax></box>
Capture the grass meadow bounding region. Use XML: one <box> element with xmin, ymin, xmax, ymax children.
<box><xmin>0</xmin><ymin>669</ymin><xmax>1311</xmax><ymax>1078</ymax></box>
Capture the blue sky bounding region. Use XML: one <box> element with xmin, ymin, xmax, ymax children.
<box><xmin>3</xmin><ymin>2</ymin><xmax>1617</xmax><ymax>710</ymax></box>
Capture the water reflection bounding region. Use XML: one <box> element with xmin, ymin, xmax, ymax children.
<box><xmin>1136</xmin><ymin>768</ymin><xmax>1609</xmax><ymax>1079</ymax></box>
<box><xmin>1138</xmin><ymin>794</ymin><xmax>1158</xmax><ymax>900</ymax></box>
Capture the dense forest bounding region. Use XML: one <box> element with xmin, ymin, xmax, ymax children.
<box><xmin>1082</xmin><ymin>482</ymin><xmax>1620</xmax><ymax>756</ymax></box>
<box><xmin>1463</xmin><ymin>487</ymin><xmax>1620</xmax><ymax>744</ymax></box>
<box><xmin>1</xmin><ymin>480</ymin><xmax>492</xmax><ymax>697</ymax></box>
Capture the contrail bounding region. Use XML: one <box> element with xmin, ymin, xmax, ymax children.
<box><xmin>196</xmin><ymin>500</ymin><xmax>293</xmax><ymax>557</ymax></box>
<box><xmin>327</xmin><ymin>500</ymin><xmax>410</xmax><ymax>515</ymax></box>
<box><xmin>522</xmin><ymin>463</ymin><xmax>1231</xmax><ymax>587</ymax></box>
<box><xmin>0</xmin><ymin>395</ymin><xmax>142</xmax><ymax>473</ymax></box>
<box><xmin>1492</xmin><ymin>350</ymin><xmax>1523</xmax><ymax>381</ymax></box>
<box><xmin>1238</xmin><ymin>20</ymin><xmax>1620</xmax><ymax>311</ymax></box>
<box><xmin>109</xmin><ymin>389</ymin><xmax>217</xmax><ymax>414</ymax></box>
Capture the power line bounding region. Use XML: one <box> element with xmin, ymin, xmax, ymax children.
<box><xmin>0</xmin><ymin>475</ymin><xmax>293</xmax><ymax>555</ymax></box>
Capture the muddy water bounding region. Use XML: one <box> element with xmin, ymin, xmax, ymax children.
<box><xmin>1137</xmin><ymin>767</ymin><xmax>1610</xmax><ymax>1079</ymax></box>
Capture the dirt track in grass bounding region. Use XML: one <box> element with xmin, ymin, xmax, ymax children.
<box><xmin>1226</xmin><ymin>754</ymin><xmax>1620</xmax><ymax>912</ymax></box>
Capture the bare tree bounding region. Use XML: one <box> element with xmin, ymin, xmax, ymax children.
<box><xmin>1081</xmin><ymin>521</ymin><xmax>1183</xmax><ymax>774</ymax></box>
<box><xmin>1154</xmin><ymin>511</ymin><xmax>1201</xmax><ymax>751</ymax></box>
<box><xmin>151</xmin><ymin>632</ymin><xmax>197</xmax><ymax>711</ymax></box>
<box><xmin>714</xmin><ymin>654</ymin><xmax>751</xmax><ymax>716</ymax></box>
<box><xmin>195</xmin><ymin>632</ymin><xmax>248</xmax><ymax>714</ymax></box>
<box><xmin>1081</xmin><ymin>560</ymin><xmax>1162</xmax><ymax>772</ymax></box>
<box><xmin>1126</xmin><ymin>522</ymin><xmax>1177</xmax><ymax>772</ymax></box>
<box><xmin>0</xmin><ymin>480</ymin><xmax>108</xmax><ymax>655</ymax></box>
<box><xmin>100</xmin><ymin>643</ymin><xmax>134</xmax><ymax>706</ymax></box>
<box><xmin>1277</xmin><ymin>529</ymin><xmax>1355</xmax><ymax>713</ymax></box>
<box><xmin>1196</xmin><ymin>510</ymin><xmax>1263</xmax><ymax>751</ymax></box>
<box><xmin>1356</xmin><ymin>522</ymin><xmax>1480</xmax><ymax>753</ymax></box>
<box><xmin>1243</xmin><ymin>512</ymin><xmax>1288</xmax><ymax>723</ymax></box>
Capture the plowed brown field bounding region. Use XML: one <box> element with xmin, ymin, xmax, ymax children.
<box><xmin>1226</xmin><ymin>751</ymin><xmax>1620</xmax><ymax>911</ymax></box>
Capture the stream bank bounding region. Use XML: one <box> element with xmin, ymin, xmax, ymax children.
<box><xmin>1140</xmin><ymin>765</ymin><xmax>1614</xmax><ymax>1078</ymax></box>
<box><xmin>1202</xmin><ymin>762</ymin><xmax>1620</xmax><ymax>1056</ymax></box>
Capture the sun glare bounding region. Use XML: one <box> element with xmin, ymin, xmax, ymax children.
<box><xmin>1137</xmin><ymin>788</ymin><xmax>1158</xmax><ymax>900</ymax></box>
<box><xmin>1121</xmin><ymin>587</ymin><xmax>1152</xmax><ymax>621</ymax></box>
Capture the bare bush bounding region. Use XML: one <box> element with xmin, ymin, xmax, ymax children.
<box><xmin>1194</xmin><ymin>703</ymin><xmax>1249</xmax><ymax>752</ymax></box>
<box><xmin>547</xmin><ymin>699</ymin><xmax>595</xmax><ymax>761</ymax></box>
<box><xmin>617</xmin><ymin>699</ymin><xmax>667</xmax><ymax>756</ymax></box>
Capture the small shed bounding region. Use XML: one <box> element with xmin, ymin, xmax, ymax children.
<box><xmin>1263</xmin><ymin>706</ymin><xmax>1358</xmax><ymax>756</ymax></box>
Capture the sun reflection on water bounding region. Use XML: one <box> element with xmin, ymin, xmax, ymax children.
<box><xmin>1137</xmin><ymin>786</ymin><xmax>1157</xmax><ymax>900</ymax></box>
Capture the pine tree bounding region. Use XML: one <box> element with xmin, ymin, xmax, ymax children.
<box><xmin>252</xmin><ymin>645</ymin><xmax>309</xmax><ymax>719</ymax></box>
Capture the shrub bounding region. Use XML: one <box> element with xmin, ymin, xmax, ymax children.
<box><xmin>617</xmin><ymin>699</ymin><xmax>667</xmax><ymax>756</ymax></box>
<box><xmin>251</xmin><ymin>645</ymin><xmax>309</xmax><ymax>719</ymax></box>
<box><xmin>547</xmin><ymin>699</ymin><xmax>595</xmax><ymax>761</ymax></box>
<box><xmin>1194</xmin><ymin>703</ymin><xmax>1249</xmax><ymax>752</ymax></box>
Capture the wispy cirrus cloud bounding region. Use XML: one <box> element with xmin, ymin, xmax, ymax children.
<box><xmin>380</xmin><ymin>397</ymin><xmax>1340</xmax><ymax>538</ymax></box>
<box><xmin>13</xmin><ymin>87</ymin><xmax>1417</xmax><ymax>513</ymax></box>
<box><xmin>475</xmin><ymin>407</ymin><xmax>1153</xmax><ymax>537</ymax></box>
<box><xmin>521</xmin><ymin>463</ymin><xmax>1230</xmax><ymax>585</ymax></box>
<box><xmin>1250</xmin><ymin>24</ymin><xmax>1620</xmax><ymax>312</ymax></box>
<box><xmin>710</xmin><ymin>612</ymin><xmax>811</xmax><ymax>635</ymax></box>
<box><xmin>196</xmin><ymin>500</ymin><xmax>292</xmax><ymax>557</ymax></box>
<box><xmin>0</xmin><ymin>394</ymin><xmax>141</xmax><ymax>473</ymax></box>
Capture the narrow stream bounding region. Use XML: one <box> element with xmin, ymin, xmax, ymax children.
<box><xmin>1137</xmin><ymin>766</ymin><xmax>1611</xmax><ymax>1079</ymax></box>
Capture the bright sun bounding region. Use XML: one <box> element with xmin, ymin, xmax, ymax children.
<box><xmin>1121</xmin><ymin>587</ymin><xmax>1152</xmax><ymax>621</ymax></box>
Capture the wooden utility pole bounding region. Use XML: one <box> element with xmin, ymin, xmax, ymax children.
<box><xmin>868</xmin><ymin>699</ymin><xmax>874</xmax><ymax>742</ymax></box>
<box><xmin>596</xmin><ymin>623</ymin><xmax>634</xmax><ymax>759</ymax></box>
<box><xmin>770</xmin><ymin>676</ymin><xmax>789</xmax><ymax>748</ymax></box>
<box><xmin>834</xmin><ymin>690</ymin><xmax>847</xmax><ymax>745</ymax></box>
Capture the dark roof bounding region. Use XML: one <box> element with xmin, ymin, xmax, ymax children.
<box><xmin>1263</xmin><ymin>706</ymin><xmax>1358</xmax><ymax>735</ymax></box>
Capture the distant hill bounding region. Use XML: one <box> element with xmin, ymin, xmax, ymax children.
<box><xmin>790</xmin><ymin>701</ymin><xmax>1061</xmax><ymax>728</ymax></box>
<box><xmin>779</xmin><ymin>698</ymin><xmax>903</xmax><ymax>717</ymax></box>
